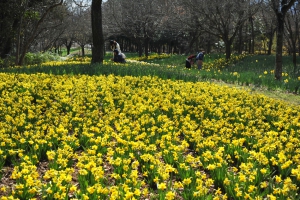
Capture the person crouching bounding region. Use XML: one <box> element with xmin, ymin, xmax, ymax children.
<box><xmin>112</xmin><ymin>49</ymin><xmax>126</xmax><ymax>63</ymax></box>
<box><xmin>186</xmin><ymin>54</ymin><xmax>196</xmax><ymax>68</ymax></box>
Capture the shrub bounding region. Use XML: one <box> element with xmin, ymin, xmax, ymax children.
<box><xmin>0</xmin><ymin>56</ymin><xmax>16</xmax><ymax>68</ymax></box>
<box><xmin>24</xmin><ymin>52</ymin><xmax>61</xmax><ymax>65</ymax></box>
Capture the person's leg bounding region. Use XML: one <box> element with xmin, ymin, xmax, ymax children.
<box><xmin>197</xmin><ymin>60</ymin><xmax>202</xmax><ymax>70</ymax></box>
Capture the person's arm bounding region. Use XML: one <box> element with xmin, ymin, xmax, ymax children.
<box><xmin>111</xmin><ymin>45</ymin><xmax>115</xmax><ymax>58</ymax></box>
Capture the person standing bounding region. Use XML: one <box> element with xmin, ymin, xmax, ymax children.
<box><xmin>196</xmin><ymin>50</ymin><xmax>205</xmax><ymax>70</ymax></box>
<box><xmin>186</xmin><ymin>54</ymin><xmax>196</xmax><ymax>68</ymax></box>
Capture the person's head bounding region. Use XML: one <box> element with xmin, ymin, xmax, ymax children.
<box><xmin>110</xmin><ymin>40</ymin><xmax>115</xmax><ymax>45</ymax></box>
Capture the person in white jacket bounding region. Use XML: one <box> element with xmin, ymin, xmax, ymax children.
<box><xmin>110</xmin><ymin>40</ymin><xmax>121</xmax><ymax>54</ymax></box>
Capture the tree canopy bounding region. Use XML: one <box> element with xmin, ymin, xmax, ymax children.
<box><xmin>0</xmin><ymin>0</ymin><xmax>299</xmax><ymax>79</ymax></box>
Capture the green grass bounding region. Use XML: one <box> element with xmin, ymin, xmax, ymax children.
<box><xmin>60</xmin><ymin>47</ymin><xmax>83</xmax><ymax>56</ymax></box>
<box><xmin>1</xmin><ymin>52</ymin><xmax>299</xmax><ymax>103</ymax></box>
<box><xmin>144</xmin><ymin>53</ymin><xmax>223</xmax><ymax>67</ymax></box>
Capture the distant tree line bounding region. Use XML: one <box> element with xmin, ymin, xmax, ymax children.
<box><xmin>0</xmin><ymin>0</ymin><xmax>298</xmax><ymax>79</ymax></box>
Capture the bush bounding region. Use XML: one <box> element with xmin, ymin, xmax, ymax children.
<box><xmin>0</xmin><ymin>56</ymin><xmax>16</xmax><ymax>68</ymax></box>
<box><xmin>24</xmin><ymin>52</ymin><xmax>61</xmax><ymax>65</ymax></box>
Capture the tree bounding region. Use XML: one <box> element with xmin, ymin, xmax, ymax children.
<box><xmin>0</xmin><ymin>0</ymin><xmax>65</xmax><ymax>65</ymax></box>
<box><xmin>58</xmin><ymin>5</ymin><xmax>79</xmax><ymax>56</ymax></box>
<box><xmin>91</xmin><ymin>0</ymin><xmax>104</xmax><ymax>64</ymax></box>
<box><xmin>260</xmin><ymin>2</ymin><xmax>277</xmax><ymax>55</ymax></box>
<box><xmin>169</xmin><ymin>0</ymin><xmax>206</xmax><ymax>54</ymax></box>
<box><xmin>73</xmin><ymin>7</ymin><xmax>92</xmax><ymax>57</ymax></box>
<box><xmin>0</xmin><ymin>0</ymin><xmax>104</xmax><ymax>65</ymax></box>
<box><xmin>106</xmin><ymin>0</ymin><xmax>165</xmax><ymax>57</ymax></box>
<box><xmin>270</xmin><ymin>0</ymin><xmax>297</xmax><ymax>80</ymax></box>
<box><xmin>32</xmin><ymin>4</ymin><xmax>69</xmax><ymax>52</ymax></box>
<box><xmin>285</xmin><ymin>3</ymin><xmax>300</xmax><ymax>76</ymax></box>
<box><xmin>16</xmin><ymin>0</ymin><xmax>64</xmax><ymax>65</ymax></box>
<box><xmin>182</xmin><ymin>0</ymin><xmax>262</xmax><ymax>60</ymax></box>
<box><xmin>0</xmin><ymin>0</ymin><xmax>23</xmax><ymax>59</ymax></box>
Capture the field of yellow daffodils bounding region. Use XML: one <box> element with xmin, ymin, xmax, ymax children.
<box><xmin>0</xmin><ymin>72</ymin><xmax>299</xmax><ymax>200</ymax></box>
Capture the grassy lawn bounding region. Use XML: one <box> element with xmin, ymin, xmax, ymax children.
<box><xmin>121</xmin><ymin>53</ymin><xmax>300</xmax><ymax>105</ymax></box>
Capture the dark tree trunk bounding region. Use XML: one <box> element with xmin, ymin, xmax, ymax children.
<box><xmin>138</xmin><ymin>41</ymin><xmax>143</xmax><ymax>57</ymax></box>
<box><xmin>294</xmin><ymin>19</ymin><xmax>299</xmax><ymax>76</ymax></box>
<box><xmin>65</xmin><ymin>40</ymin><xmax>73</xmax><ymax>55</ymax></box>
<box><xmin>0</xmin><ymin>0</ymin><xmax>19</xmax><ymax>59</ymax></box>
<box><xmin>81</xmin><ymin>45</ymin><xmax>85</xmax><ymax>57</ymax></box>
<box><xmin>158</xmin><ymin>44</ymin><xmax>162</xmax><ymax>54</ymax></box>
<box><xmin>185</xmin><ymin>32</ymin><xmax>199</xmax><ymax>54</ymax></box>
<box><xmin>91</xmin><ymin>0</ymin><xmax>104</xmax><ymax>64</ymax></box>
<box><xmin>144</xmin><ymin>38</ymin><xmax>149</xmax><ymax>57</ymax></box>
<box><xmin>298</xmin><ymin>33</ymin><xmax>300</xmax><ymax>59</ymax></box>
<box><xmin>222</xmin><ymin>22</ymin><xmax>239</xmax><ymax>60</ymax></box>
<box><xmin>250</xmin><ymin>16</ymin><xmax>255</xmax><ymax>54</ymax></box>
<box><xmin>237</xmin><ymin>25</ymin><xmax>243</xmax><ymax>54</ymax></box>
<box><xmin>292</xmin><ymin>48</ymin><xmax>296</xmax><ymax>73</ymax></box>
<box><xmin>267</xmin><ymin>29</ymin><xmax>275</xmax><ymax>55</ymax></box>
<box><xmin>285</xmin><ymin>12</ymin><xmax>298</xmax><ymax>76</ymax></box>
<box><xmin>275</xmin><ymin>14</ymin><xmax>284</xmax><ymax>80</ymax></box>
<box><xmin>2</xmin><ymin>19</ymin><xmax>19</xmax><ymax>60</ymax></box>
<box><xmin>1</xmin><ymin>38</ymin><xmax>12</xmax><ymax>59</ymax></box>
<box><xmin>225</xmin><ymin>40</ymin><xmax>231</xmax><ymax>60</ymax></box>
<box><xmin>274</xmin><ymin>0</ymin><xmax>297</xmax><ymax>80</ymax></box>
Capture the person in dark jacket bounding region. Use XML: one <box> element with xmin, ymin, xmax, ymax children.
<box><xmin>112</xmin><ymin>49</ymin><xmax>126</xmax><ymax>63</ymax></box>
<box><xmin>196</xmin><ymin>50</ymin><xmax>205</xmax><ymax>70</ymax></box>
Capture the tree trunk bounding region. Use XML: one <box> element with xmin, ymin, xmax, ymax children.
<box><xmin>298</xmin><ymin>34</ymin><xmax>300</xmax><ymax>58</ymax></box>
<box><xmin>185</xmin><ymin>32</ymin><xmax>198</xmax><ymax>55</ymax></box>
<box><xmin>295</xmin><ymin>17</ymin><xmax>300</xmax><ymax>75</ymax></box>
<box><xmin>15</xmin><ymin>16</ymin><xmax>23</xmax><ymax>65</ymax></box>
<box><xmin>15</xmin><ymin>16</ymin><xmax>22</xmax><ymax>65</ymax></box>
<box><xmin>292</xmin><ymin>45</ymin><xmax>296</xmax><ymax>73</ymax></box>
<box><xmin>275</xmin><ymin>12</ymin><xmax>285</xmax><ymax>80</ymax></box>
<box><xmin>81</xmin><ymin>45</ymin><xmax>85</xmax><ymax>57</ymax></box>
<box><xmin>248</xmin><ymin>16</ymin><xmax>255</xmax><ymax>54</ymax></box>
<box><xmin>267</xmin><ymin>29</ymin><xmax>275</xmax><ymax>55</ymax></box>
<box><xmin>286</xmin><ymin>12</ymin><xmax>298</xmax><ymax>76</ymax></box>
<box><xmin>144</xmin><ymin>38</ymin><xmax>149</xmax><ymax>57</ymax></box>
<box><xmin>65</xmin><ymin>40</ymin><xmax>72</xmax><ymax>55</ymax></box>
<box><xmin>224</xmin><ymin>39</ymin><xmax>231</xmax><ymax>60</ymax></box>
<box><xmin>0</xmin><ymin>0</ymin><xmax>19</xmax><ymax>59</ymax></box>
<box><xmin>237</xmin><ymin>25</ymin><xmax>243</xmax><ymax>54</ymax></box>
<box><xmin>138</xmin><ymin>41</ymin><xmax>143</xmax><ymax>57</ymax></box>
<box><xmin>91</xmin><ymin>0</ymin><xmax>104</xmax><ymax>64</ymax></box>
<box><xmin>274</xmin><ymin>0</ymin><xmax>297</xmax><ymax>80</ymax></box>
<box><xmin>250</xmin><ymin>17</ymin><xmax>255</xmax><ymax>54</ymax></box>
